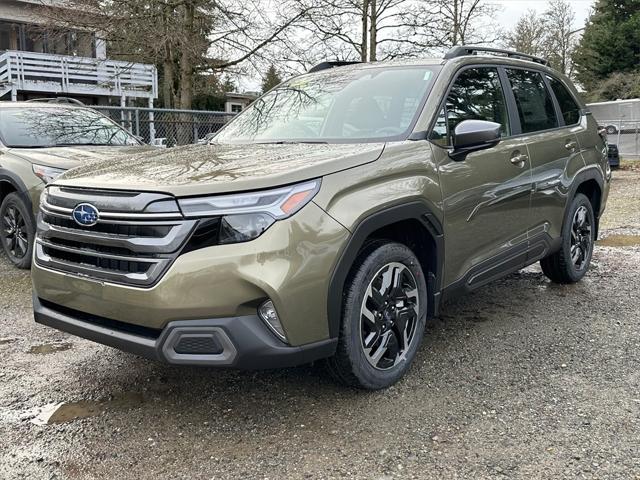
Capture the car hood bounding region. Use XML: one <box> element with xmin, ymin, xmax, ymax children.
<box><xmin>54</xmin><ymin>142</ymin><xmax>385</xmax><ymax>196</ymax></box>
<box><xmin>9</xmin><ymin>145</ymin><xmax>154</xmax><ymax>170</ymax></box>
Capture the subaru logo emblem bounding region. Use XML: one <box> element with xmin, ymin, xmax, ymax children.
<box><xmin>72</xmin><ymin>203</ymin><xmax>99</xmax><ymax>227</ymax></box>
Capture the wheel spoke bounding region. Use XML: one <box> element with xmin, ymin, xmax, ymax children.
<box><xmin>361</xmin><ymin>301</ymin><xmax>378</xmax><ymax>327</ymax></box>
<box><xmin>367</xmin><ymin>331</ymin><xmax>391</xmax><ymax>366</ymax></box>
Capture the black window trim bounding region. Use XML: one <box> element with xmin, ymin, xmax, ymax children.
<box><xmin>424</xmin><ymin>62</ymin><xmax>586</xmax><ymax>149</ymax></box>
<box><xmin>425</xmin><ymin>63</ymin><xmax>514</xmax><ymax>148</ymax></box>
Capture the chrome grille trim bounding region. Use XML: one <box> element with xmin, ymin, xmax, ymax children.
<box><xmin>35</xmin><ymin>187</ymin><xmax>195</xmax><ymax>287</ymax></box>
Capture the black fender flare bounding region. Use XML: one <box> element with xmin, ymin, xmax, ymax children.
<box><xmin>568</xmin><ymin>166</ymin><xmax>606</xmax><ymax>238</ymax></box>
<box><xmin>0</xmin><ymin>168</ymin><xmax>34</xmax><ymax>213</ymax></box>
<box><xmin>326</xmin><ymin>201</ymin><xmax>444</xmax><ymax>338</ymax></box>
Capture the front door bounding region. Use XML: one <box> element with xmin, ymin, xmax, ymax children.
<box><xmin>432</xmin><ymin>66</ymin><xmax>533</xmax><ymax>289</ymax></box>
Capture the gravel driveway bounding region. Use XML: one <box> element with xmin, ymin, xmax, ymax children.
<box><xmin>1</xmin><ymin>168</ymin><xmax>639</xmax><ymax>480</ymax></box>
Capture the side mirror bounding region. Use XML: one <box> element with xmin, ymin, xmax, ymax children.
<box><xmin>451</xmin><ymin>120</ymin><xmax>502</xmax><ymax>160</ymax></box>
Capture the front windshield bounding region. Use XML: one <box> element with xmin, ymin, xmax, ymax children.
<box><xmin>215</xmin><ymin>66</ymin><xmax>438</xmax><ymax>144</ymax></box>
<box><xmin>0</xmin><ymin>107</ymin><xmax>140</xmax><ymax>148</ymax></box>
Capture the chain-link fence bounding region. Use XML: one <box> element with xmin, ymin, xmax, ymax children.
<box><xmin>95</xmin><ymin>106</ymin><xmax>235</xmax><ymax>147</ymax></box>
<box><xmin>599</xmin><ymin>119</ymin><xmax>640</xmax><ymax>158</ymax></box>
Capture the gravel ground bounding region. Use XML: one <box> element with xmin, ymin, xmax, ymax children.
<box><xmin>1</xmin><ymin>168</ymin><xmax>639</xmax><ymax>480</ymax></box>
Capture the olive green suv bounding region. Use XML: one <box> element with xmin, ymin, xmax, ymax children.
<box><xmin>32</xmin><ymin>47</ymin><xmax>610</xmax><ymax>389</ymax></box>
<box><xmin>0</xmin><ymin>101</ymin><xmax>149</xmax><ymax>269</ymax></box>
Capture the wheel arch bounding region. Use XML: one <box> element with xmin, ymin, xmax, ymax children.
<box><xmin>570</xmin><ymin>168</ymin><xmax>605</xmax><ymax>240</ymax></box>
<box><xmin>327</xmin><ymin>201</ymin><xmax>444</xmax><ymax>338</ymax></box>
<box><xmin>0</xmin><ymin>169</ymin><xmax>34</xmax><ymax>213</ymax></box>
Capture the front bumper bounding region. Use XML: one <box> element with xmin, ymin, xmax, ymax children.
<box><xmin>34</xmin><ymin>296</ymin><xmax>337</xmax><ymax>369</ymax></box>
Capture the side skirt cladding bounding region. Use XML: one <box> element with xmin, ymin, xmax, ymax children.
<box><xmin>326</xmin><ymin>201</ymin><xmax>444</xmax><ymax>339</ymax></box>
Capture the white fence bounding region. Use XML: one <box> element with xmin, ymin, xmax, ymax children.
<box><xmin>0</xmin><ymin>50</ymin><xmax>157</xmax><ymax>101</ymax></box>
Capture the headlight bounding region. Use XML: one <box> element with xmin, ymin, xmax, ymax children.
<box><xmin>180</xmin><ymin>179</ymin><xmax>320</xmax><ymax>249</ymax></box>
<box><xmin>32</xmin><ymin>164</ymin><xmax>66</xmax><ymax>184</ymax></box>
<box><xmin>178</xmin><ymin>179</ymin><xmax>321</xmax><ymax>219</ymax></box>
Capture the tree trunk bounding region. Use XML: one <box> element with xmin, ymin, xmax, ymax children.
<box><xmin>162</xmin><ymin>51</ymin><xmax>174</xmax><ymax>109</ymax></box>
<box><xmin>361</xmin><ymin>0</ymin><xmax>369</xmax><ymax>62</ymax></box>
<box><xmin>369</xmin><ymin>0</ymin><xmax>377</xmax><ymax>61</ymax></box>
<box><xmin>178</xmin><ymin>2</ymin><xmax>195</xmax><ymax>110</ymax></box>
<box><xmin>452</xmin><ymin>0</ymin><xmax>459</xmax><ymax>45</ymax></box>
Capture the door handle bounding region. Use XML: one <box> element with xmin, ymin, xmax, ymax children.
<box><xmin>565</xmin><ymin>140</ymin><xmax>578</xmax><ymax>151</ymax></box>
<box><xmin>510</xmin><ymin>152</ymin><xmax>528</xmax><ymax>167</ymax></box>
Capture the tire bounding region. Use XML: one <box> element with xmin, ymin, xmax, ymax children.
<box><xmin>0</xmin><ymin>192</ymin><xmax>35</xmax><ymax>269</ymax></box>
<box><xmin>606</xmin><ymin>125</ymin><xmax>617</xmax><ymax>135</ymax></box>
<box><xmin>327</xmin><ymin>241</ymin><xmax>428</xmax><ymax>390</ymax></box>
<box><xmin>540</xmin><ymin>193</ymin><xmax>595</xmax><ymax>284</ymax></box>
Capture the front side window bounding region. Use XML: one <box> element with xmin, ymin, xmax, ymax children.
<box><xmin>0</xmin><ymin>107</ymin><xmax>140</xmax><ymax>148</ymax></box>
<box><xmin>214</xmin><ymin>66</ymin><xmax>438</xmax><ymax>144</ymax></box>
<box><xmin>431</xmin><ymin>67</ymin><xmax>510</xmax><ymax>146</ymax></box>
<box><xmin>507</xmin><ymin>69</ymin><xmax>559</xmax><ymax>133</ymax></box>
<box><xmin>546</xmin><ymin>75</ymin><xmax>581</xmax><ymax>125</ymax></box>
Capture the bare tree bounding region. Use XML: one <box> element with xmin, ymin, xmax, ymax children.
<box><xmin>543</xmin><ymin>0</ymin><xmax>579</xmax><ymax>76</ymax></box>
<box><xmin>504</xmin><ymin>9</ymin><xmax>548</xmax><ymax>58</ymax></box>
<box><xmin>503</xmin><ymin>0</ymin><xmax>579</xmax><ymax>76</ymax></box>
<box><xmin>39</xmin><ymin>0</ymin><xmax>311</xmax><ymax>109</ymax></box>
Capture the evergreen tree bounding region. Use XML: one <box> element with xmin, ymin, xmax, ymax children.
<box><xmin>573</xmin><ymin>0</ymin><xmax>640</xmax><ymax>92</ymax></box>
<box><xmin>261</xmin><ymin>65</ymin><xmax>283</xmax><ymax>93</ymax></box>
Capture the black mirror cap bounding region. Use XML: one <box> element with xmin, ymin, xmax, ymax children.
<box><xmin>453</xmin><ymin>120</ymin><xmax>502</xmax><ymax>150</ymax></box>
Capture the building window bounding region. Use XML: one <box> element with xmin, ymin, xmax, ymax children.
<box><xmin>231</xmin><ymin>104</ymin><xmax>243</xmax><ymax>113</ymax></box>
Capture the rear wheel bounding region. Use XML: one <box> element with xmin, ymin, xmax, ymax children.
<box><xmin>327</xmin><ymin>241</ymin><xmax>428</xmax><ymax>390</ymax></box>
<box><xmin>0</xmin><ymin>192</ymin><xmax>34</xmax><ymax>269</ymax></box>
<box><xmin>541</xmin><ymin>193</ymin><xmax>594</xmax><ymax>284</ymax></box>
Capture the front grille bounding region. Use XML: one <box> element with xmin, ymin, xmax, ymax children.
<box><xmin>35</xmin><ymin>187</ymin><xmax>197</xmax><ymax>287</ymax></box>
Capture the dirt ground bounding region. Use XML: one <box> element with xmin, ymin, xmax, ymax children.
<box><xmin>1</xmin><ymin>167</ymin><xmax>639</xmax><ymax>480</ymax></box>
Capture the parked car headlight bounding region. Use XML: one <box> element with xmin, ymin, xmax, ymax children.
<box><xmin>180</xmin><ymin>179</ymin><xmax>320</xmax><ymax>250</ymax></box>
<box><xmin>32</xmin><ymin>164</ymin><xmax>66</xmax><ymax>184</ymax></box>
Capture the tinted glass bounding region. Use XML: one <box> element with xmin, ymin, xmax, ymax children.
<box><xmin>215</xmin><ymin>67</ymin><xmax>437</xmax><ymax>144</ymax></box>
<box><xmin>432</xmin><ymin>67</ymin><xmax>510</xmax><ymax>146</ymax></box>
<box><xmin>507</xmin><ymin>69</ymin><xmax>558</xmax><ymax>133</ymax></box>
<box><xmin>0</xmin><ymin>107</ymin><xmax>139</xmax><ymax>148</ymax></box>
<box><xmin>546</xmin><ymin>75</ymin><xmax>581</xmax><ymax>125</ymax></box>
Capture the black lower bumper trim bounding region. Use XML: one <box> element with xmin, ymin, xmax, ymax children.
<box><xmin>33</xmin><ymin>296</ymin><xmax>337</xmax><ymax>369</ymax></box>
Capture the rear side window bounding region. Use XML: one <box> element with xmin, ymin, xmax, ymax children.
<box><xmin>432</xmin><ymin>67</ymin><xmax>510</xmax><ymax>146</ymax></box>
<box><xmin>546</xmin><ymin>75</ymin><xmax>581</xmax><ymax>125</ymax></box>
<box><xmin>506</xmin><ymin>69</ymin><xmax>558</xmax><ymax>133</ymax></box>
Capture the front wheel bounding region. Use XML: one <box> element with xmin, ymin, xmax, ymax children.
<box><xmin>327</xmin><ymin>241</ymin><xmax>428</xmax><ymax>390</ymax></box>
<box><xmin>541</xmin><ymin>193</ymin><xmax>595</xmax><ymax>284</ymax></box>
<box><xmin>0</xmin><ymin>192</ymin><xmax>35</xmax><ymax>269</ymax></box>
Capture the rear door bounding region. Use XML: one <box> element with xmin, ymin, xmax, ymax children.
<box><xmin>433</xmin><ymin>66</ymin><xmax>533</xmax><ymax>289</ymax></box>
<box><xmin>503</xmin><ymin>68</ymin><xmax>585</xmax><ymax>256</ymax></box>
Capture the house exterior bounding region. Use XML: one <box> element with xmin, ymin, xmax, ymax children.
<box><xmin>0</xmin><ymin>0</ymin><xmax>157</xmax><ymax>105</ymax></box>
<box><xmin>224</xmin><ymin>92</ymin><xmax>257</xmax><ymax>113</ymax></box>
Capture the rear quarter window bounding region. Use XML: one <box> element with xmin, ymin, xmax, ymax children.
<box><xmin>546</xmin><ymin>75</ymin><xmax>581</xmax><ymax>125</ymax></box>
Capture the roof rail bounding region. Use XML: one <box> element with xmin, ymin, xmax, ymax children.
<box><xmin>25</xmin><ymin>97</ymin><xmax>86</xmax><ymax>106</ymax></box>
<box><xmin>444</xmin><ymin>46</ymin><xmax>549</xmax><ymax>66</ymax></box>
<box><xmin>307</xmin><ymin>61</ymin><xmax>362</xmax><ymax>73</ymax></box>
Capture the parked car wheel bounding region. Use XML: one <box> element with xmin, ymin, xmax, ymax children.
<box><xmin>606</xmin><ymin>125</ymin><xmax>618</xmax><ymax>135</ymax></box>
<box><xmin>327</xmin><ymin>241</ymin><xmax>428</xmax><ymax>390</ymax></box>
<box><xmin>0</xmin><ymin>192</ymin><xmax>34</xmax><ymax>269</ymax></box>
<box><xmin>541</xmin><ymin>193</ymin><xmax>595</xmax><ymax>284</ymax></box>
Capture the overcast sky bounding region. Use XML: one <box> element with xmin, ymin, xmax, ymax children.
<box><xmin>496</xmin><ymin>0</ymin><xmax>593</xmax><ymax>28</ymax></box>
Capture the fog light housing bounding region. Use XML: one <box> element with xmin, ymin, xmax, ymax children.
<box><xmin>258</xmin><ymin>300</ymin><xmax>287</xmax><ymax>342</ymax></box>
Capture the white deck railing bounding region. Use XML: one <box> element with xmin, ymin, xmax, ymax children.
<box><xmin>0</xmin><ymin>50</ymin><xmax>157</xmax><ymax>100</ymax></box>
